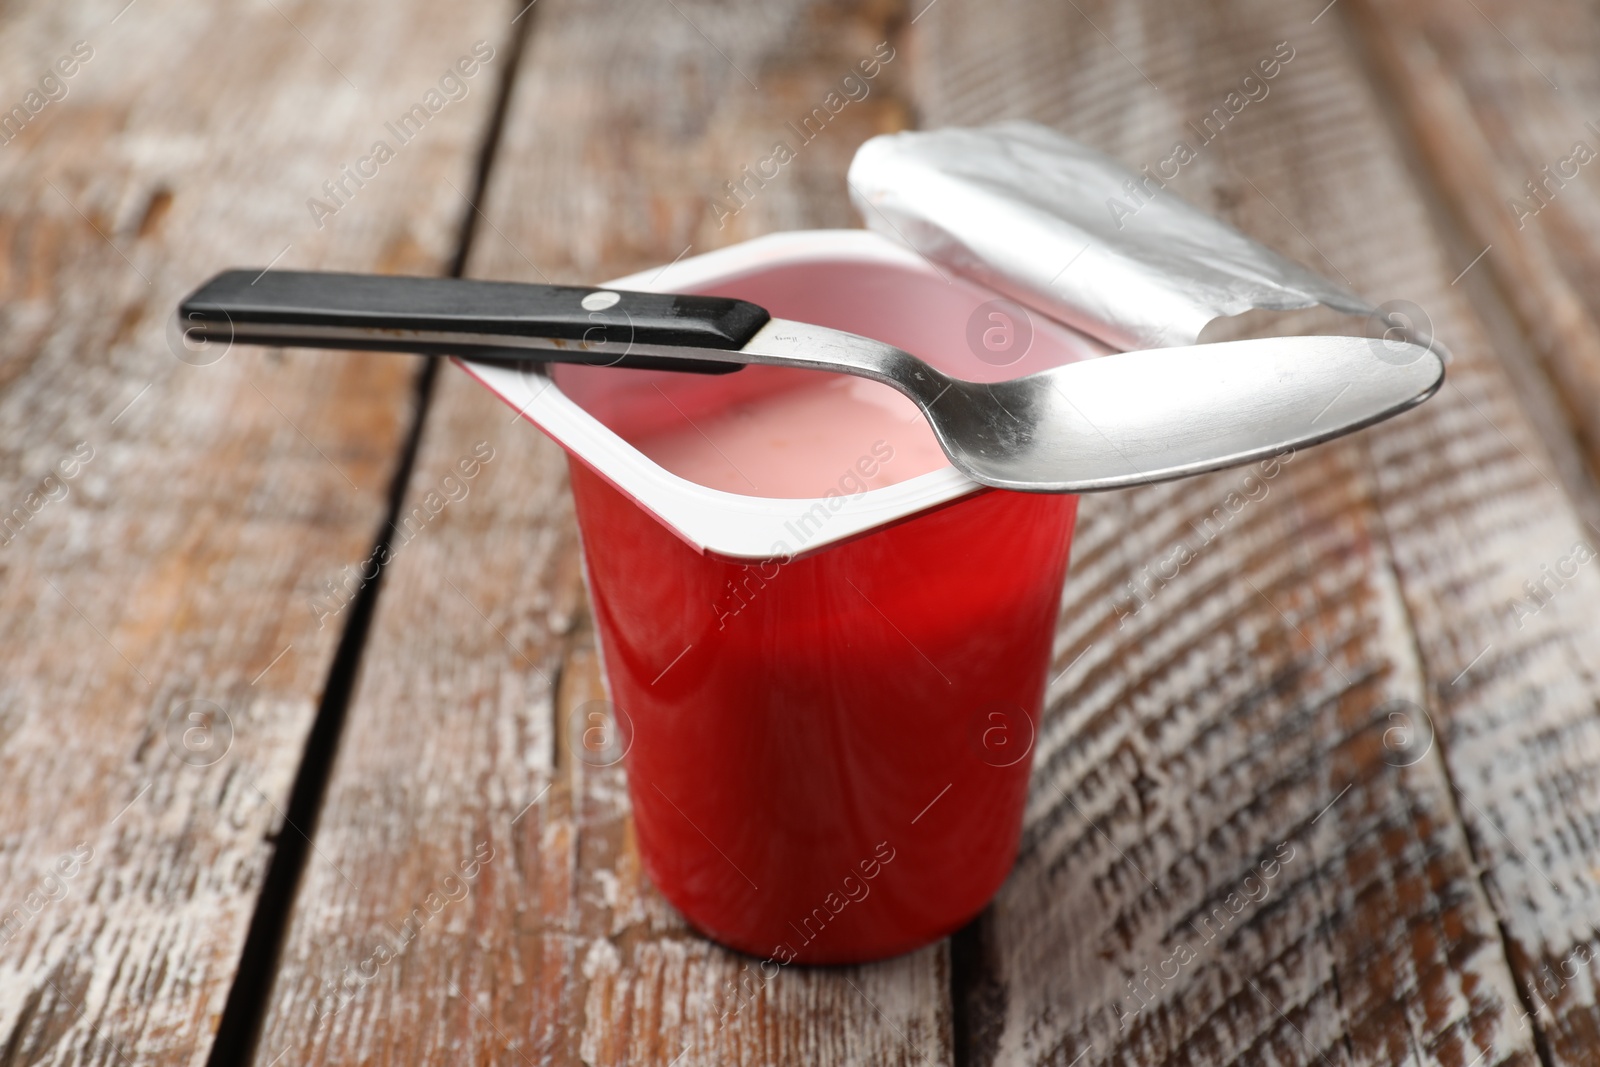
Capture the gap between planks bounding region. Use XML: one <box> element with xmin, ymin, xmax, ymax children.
<box><xmin>201</xmin><ymin>5</ymin><xmax>542</xmax><ymax>1065</ymax></box>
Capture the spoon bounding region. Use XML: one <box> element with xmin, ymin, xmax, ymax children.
<box><xmin>179</xmin><ymin>270</ymin><xmax>1445</xmax><ymax>493</ymax></box>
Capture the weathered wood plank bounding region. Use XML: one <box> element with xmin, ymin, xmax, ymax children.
<box><xmin>1345</xmin><ymin>0</ymin><xmax>1600</xmax><ymax>492</ymax></box>
<box><xmin>915</xmin><ymin>1</ymin><xmax>1600</xmax><ymax>1063</ymax></box>
<box><xmin>251</xmin><ymin>1</ymin><xmax>953</xmax><ymax>1064</ymax></box>
<box><xmin>1341</xmin><ymin>4</ymin><xmax>1600</xmax><ymax>1058</ymax></box>
<box><xmin>0</xmin><ymin>0</ymin><xmax>515</xmax><ymax>1063</ymax></box>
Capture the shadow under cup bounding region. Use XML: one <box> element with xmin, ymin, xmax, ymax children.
<box><xmin>548</xmin><ymin>239</ymin><xmax>1085</xmax><ymax>964</ymax></box>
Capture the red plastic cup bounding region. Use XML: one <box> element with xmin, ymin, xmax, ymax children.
<box><xmin>461</xmin><ymin>231</ymin><xmax>1098</xmax><ymax>963</ymax></box>
<box><xmin>571</xmin><ymin>463</ymin><xmax>1075</xmax><ymax>962</ymax></box>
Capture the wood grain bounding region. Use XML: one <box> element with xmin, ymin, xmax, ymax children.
<box><xmin>0</xmin><ymin>0</ymin><xmax>514</xmax><ymax>1063</ymax></box>
<box><xmin>1344</xmin><ymin>0</ymin><xmax>1600</xmax><ymax>492</ymax></box>
<box><xmin>14</xmin><ymin>0</ymin><xmax>1598</xmax><ymax>1064</ymax></box>
<box><xmin>1341</xmin><ymin>3</ymin><xmax>1600</xmax><ymax>1059</ymax></box>
<box><xmin>250</xmin><ymin>2</ymin><xmax>954</xmax><ymax>1064</ymax></box>
<box><xmin>914</xmin><ymin>0</ymin><xmax>1600</xmax><ymax>1063</ymax></box>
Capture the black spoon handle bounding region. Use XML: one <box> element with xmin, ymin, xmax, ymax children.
<box><xmin>177</xmin><ymin>270</ymin><xmax>772</xmax><ymax>375</ymax></box>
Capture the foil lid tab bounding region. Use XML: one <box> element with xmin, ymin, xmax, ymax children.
<box><xmin>848</xmin><ymin>121</ymin><xmax>1373</xmax><ymax>351</ymax></box>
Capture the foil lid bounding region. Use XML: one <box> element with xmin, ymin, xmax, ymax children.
<box><xmin>848</xmin><ymin>121</ymin><xmax>1373</xmax><ymax>351</ymax></box>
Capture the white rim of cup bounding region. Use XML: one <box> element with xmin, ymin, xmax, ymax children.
<box><xmin>458</xmin><ymin>230</ymin><xmax>993</xmax><ymax>562</ymax></box>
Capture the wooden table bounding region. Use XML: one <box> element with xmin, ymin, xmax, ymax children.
<box><xmin>4</xmin><ymin>0</ymin><xmax>1599</xmax><ymax>1063</ymax></box>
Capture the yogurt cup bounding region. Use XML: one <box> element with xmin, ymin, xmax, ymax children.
<box><xmin>460</xmin><ymin>229</ymin><xmax>1100</xmax><ymax>962</ymax></box>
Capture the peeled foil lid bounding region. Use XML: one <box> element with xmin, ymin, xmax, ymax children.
<box><xmin>847</xmin><ymin>121</ymin><xmax>1374</xmax><ymax>351</ymax></box>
